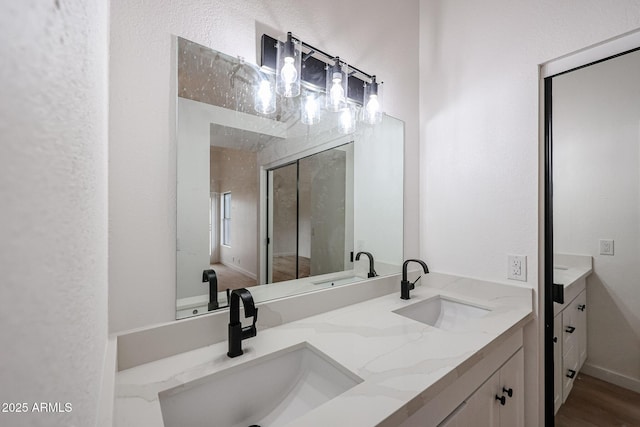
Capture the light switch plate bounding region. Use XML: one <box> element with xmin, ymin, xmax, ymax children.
<box><xmin>507</xmin><ymin>255</ymin><xmax>527</xmax><ymax>281</ymax></box>
<box><xmin>599</xmin><ymin>239</ymin><xmax>614</xmax><ymax>255</ymax></box>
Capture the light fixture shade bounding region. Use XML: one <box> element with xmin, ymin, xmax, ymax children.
<box><xmin>276</xmin><ymin>32</ymin><xmax>301</xmax><ymax>98</ymax></box>
<box><xmin>301</xmin><ymin>92</ymin><xmax>322</xmax><ymax>125</ymax></box>
<box><xmin>325</xmin><ymin>58</ymin><xmax>348</xmax><ymax>112</ymax></box>
<box><xmin>339</xmin><ymin>104</ymin><xmax>357</xmax><ymax>134</ymax></box>
<box><xmin>362</xmin><ymin>76</ymin><xmax>383</xmax><ymax>125</ymax></box>
<box><xmin>254</xmin><ymin>76</ymin><xmax>276</xmax><ymax>114</ymax></box>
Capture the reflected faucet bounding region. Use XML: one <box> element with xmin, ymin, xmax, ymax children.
<box><xmin>202</xmin><ymin>269</ymin><xmax>219</xmax><ymax>311</ymax></box>
<box><xmin>227</xmin><ymin>288</ymin><xmax>258</xmax><ymax>358</ymax></box>
<box><xmin>401</xmin><ymin>259</ymin><xmax>429</xmax><ymax>300</ymax></box>
<box><xmin>355</xmin><ymin>251</ymin><xmax>378</xmax><ymax>278</ymax></box>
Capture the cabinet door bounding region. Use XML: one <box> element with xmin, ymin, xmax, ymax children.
<box><xmin>576</xmin><ymin>290</ymin><xmax>587</xmax><ymax>368</ymax></box>
<box><xmin>553</xmin><ymin>313</ymin><xmax>563</xmax><ymax>414</ymax></box>
<box><xmin>460</xmin><ymin>371</ymin><xmax>500</xmax><ymax>427</ymax></box>
<box><xmin>499</xmin><ymin>348</ymin><xmax>524</xmax><ymax>427</ymax></box>
<box><xmin>437</xmin><ymin>402</ymin><xmax>468</xmax><ymax>427</ymax></box>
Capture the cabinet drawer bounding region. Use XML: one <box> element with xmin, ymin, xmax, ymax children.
<box><xmin>563</xmin><ymin>344</ymin><xmax>579</xmax><ymax>402</ymax></box>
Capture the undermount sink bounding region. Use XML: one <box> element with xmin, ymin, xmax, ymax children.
<box><xmin>393</xmin><ymin>296</ymin><xmax>490</xmax><ymax>330</ymax></box>
<box><xmin>312</xmin><ymin>275</ymin><xmax>364</xmax><ymax>287</ymax></box>
<box><xmin>159</xmin><ymin>343</ymin><xmax>362</xmax><ymax>427</ymax></box>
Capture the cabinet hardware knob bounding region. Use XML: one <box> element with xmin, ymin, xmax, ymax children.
<box><xmin>578</xmin><ymin>304</ymin><xmax>586</xmax><ymax>311</ymax></box>
<box><xmin>495</xmin><ymin>394</ymin><xmax>506</xmax><ymax>405</ymax></box>
<box><xmin>503</xmin><ymin>387</ymin><xmax>513</xmax><ymax>397</ymax></box>
<box><xmin>553</xmin><ymin>337</ymin><xmax>558</xmax><ymax>343</ymax></box>
<box><xmin>566</xmin><ymin>369</ymin><xmax>576</xmax><ymax>379</ymax></box>
<box><xmin>565</xmin><ymin>326</ymin><xmax>576</xmax><ymax>333</ymax></box>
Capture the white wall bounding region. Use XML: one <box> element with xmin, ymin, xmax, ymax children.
<box><xmin>110</xmin><ymin>0</ymin><xmax>420</xmax><ymax>333</ymax></box>
<box><xmin>0</xmin><ymin>1</ymin><xmax>108</xmax><ymax>426</ymax></box>
<box><xmin>176</xmin><ymin>98</ymin><xmax>211</xmax><ymax>300</ymax></box>
<box><xmin>419</xmin><ymin>1</ymin><xmax>640</xmax><ymax>425</ymax></box>
<box><xmin>215</xmin><ymin>147</ymin><xmax>259</xmax><ymax>279</ymax></box>
<box><xmin>553</xmin><ymin>50</ymin><xmax>640</xmax><ymax>389</ymax></box>
<box><xmin>353</xmin><ymin>116</ymin><xmax>404</xmax><ymax>267</ymax></box>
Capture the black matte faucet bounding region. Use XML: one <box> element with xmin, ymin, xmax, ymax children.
<box><xmin>227</xmin><ymin>288</ymin><xmax>258</xmax><ymax>358</ymax></box>
<box><xmin>355</xmin><ymin>251</ymin><xmax>378</xmax><ymax>278</ymax></box>
<box><xmin>401</xmin><ymin>259</ymin><xmax>429</xmax><ymax>300</ymax></box>
<box><xmin>202</xmin><ymin>269</ymin><xmax>219</xmax><ymax>311</ymax></box>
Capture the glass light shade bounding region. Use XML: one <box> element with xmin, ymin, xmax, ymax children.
<box><xmin>254</xmin><ymin>78</ymin><xmax>276</xmax><ymax>114</ymax></box>
<box><xmin>338</xmin><ymin>105</ymin><xmax>356</xmax><ymax>134</ymax></box>
<box><xmin>276</xmin><ymin>32</ymin><xmax>302</xmax><ymax>98</ymax></box>
<box><xmin>325</xmin><ymin>59</ymin><xmax>348</xmax><ymax>112</ymax></box>
<box><xmin>361</xmin><ymin>76</ymin><xmax>383</xmax><ymax>125</ymax></box>
<box><xmin>301</xmin><ymin>92</ymin><xmax>322</xmax><ymax>125</ymax></box>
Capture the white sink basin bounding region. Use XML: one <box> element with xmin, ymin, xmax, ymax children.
<box><xmin>393</xmin><ymin>296</ymin><xmax>490</xmax><ymax>330</ymax></box>
<box><xmin>312</xmin><ymin>275</ymin><xmax>364</xmax><ymax>287</ymax></box>
<box><xmin>159</xmin><ymin>343</ymin><xmax>362</xmax><ymax>427</ymax></box>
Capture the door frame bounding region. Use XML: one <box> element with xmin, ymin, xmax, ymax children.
<box><xmin>540</xmin><ymin>29</ymin><xmax>640</xmax><ymax>426</ymax></box>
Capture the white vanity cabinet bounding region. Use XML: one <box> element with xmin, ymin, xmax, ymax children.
<box><xmin>399</xmin><ymin>331</ymin><xmax>525</xmax><ymax>427</ymax></box>
<box><xmin>553</xmin><ymin>280</ymin><xmax>587</xmax><ymax>413</ymax></box>
<box><xmin>438</xmin><ymin>348</ymin><xmax>524</xmax><ymax>427</ymax></box>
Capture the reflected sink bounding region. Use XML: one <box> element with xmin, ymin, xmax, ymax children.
<box><xmin>159</xmin><ymin>343</ymin><xmax>362</xmax><ymax>427</ymax></box>
<box><xmin>393</xmin><ymin>296</ymin><xmax>490</xmax><ymax>330</ymax></box>
<box><xmin>312</xmin><ymin>275</ymin><xmax>364</xmax><ymax>287</ymax></box>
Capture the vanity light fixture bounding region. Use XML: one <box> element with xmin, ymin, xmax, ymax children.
<box><xmin>276</xmin><ymin>32</ymin><xmax>302</xmax><ymax>98</ymax></box>
<box><xmin>326</xmin><ymin>57</ymin><xmax>348</xmax><ymax>112</ymax></box>
<box><xmin>362</xmin><ymin>75</ymin><xmax>383</xmax><ymax>125</ymax></box>
<box><xmin>262</xmin><ymin>32</ymin><xmax>384</xmax><ymax>128</ymax></box>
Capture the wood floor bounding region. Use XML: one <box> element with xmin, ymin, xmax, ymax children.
<box><xmin>210</xmin><ymin>257</ymin><xmax>311</xmax><ymax>290</ymax></box>
<box><xmin>556</xmin><ymin>374</ymin><xmax>640</xmax><ymax>427</ymax></box>
<box><xmin>271</xmin><ymin>255</ymin><xmax>310</xmax><ymax>283</ymax></box>
<box><xmin>209</xmin><ymin>263</ymin><xmax>256</xmax><ymax>291</ymax></box>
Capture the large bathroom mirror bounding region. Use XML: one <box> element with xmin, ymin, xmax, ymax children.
<box><xmin>176</xmin><ymin>37</ymin><xmax>404</xmax><ymax>319</ymax></box>
<box><xmin>545</xmin><ymin>46</ymin><xmax>640</xmax><ymax>425</ymax></box>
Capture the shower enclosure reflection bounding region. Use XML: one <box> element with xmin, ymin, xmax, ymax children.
<box><xmin>268</xmin><ymin>144</ymin><xmax>353</xmax><ymax>283</ymax></box>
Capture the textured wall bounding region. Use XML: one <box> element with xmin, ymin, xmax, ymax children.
<box><xmin>553</xmin><ymin>50</ymin><xmax>640</xmax><ymax>390</ymax></box>
<box><xmin>419</xmin><ymin>1</ymin><xmax>640</xmax><ymax>425</ymax></box>
<box><xmin>0</xmin><ymin>1</ymin><xmax>108</xmax><ymax>426</ymax></box>
<box><xmin>109</xmin><ymin>0</ymin><xmax>420</xmax><ymax>333</ymax></box>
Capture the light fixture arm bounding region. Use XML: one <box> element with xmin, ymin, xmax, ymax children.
<box><xmin>286</xmin><ymin>33</ymin><xmax>374</xmax><ymax>81</ymax></box>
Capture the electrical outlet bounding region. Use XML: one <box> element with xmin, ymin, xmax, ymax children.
<box><xmin>508</xmin><ymin>255</ymin><xmax>527</xmax><ymax>282</ymax></box>
<box><xmin>599</xmin><ymin>239</ymin><xmax>614</xmax><ymax>255</ymax></box>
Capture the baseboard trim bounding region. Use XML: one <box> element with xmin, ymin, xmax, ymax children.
<box><xmin>220</xmin><ymin>261</ymin><xmax>257</xmax><ymax>280</ymax></box>
<box><xmin>582</xmin><ymin>362</ymin><xmax>640</xmax><ymax>394</ymax></box>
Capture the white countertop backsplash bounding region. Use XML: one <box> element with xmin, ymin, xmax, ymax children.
<box><xmin>114</xmin><ymin>272</ymin><xmax>533</xmax><ymax>426</ymax></box>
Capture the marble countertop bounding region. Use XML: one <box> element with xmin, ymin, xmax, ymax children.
<box><xmin>553</xmin><ymin>253</ymin><xmax>592</xmax><ymax>293</ymax></box>
<box><xmin>115</xmin><ymin>273</ymin><xmax>533</xmax><ymax>426</ymax></box>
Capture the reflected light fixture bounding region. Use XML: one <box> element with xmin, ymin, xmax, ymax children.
<box><xmin>255</xmin><ymin>78</ymin><xmax>276</xmax><ymax>114</ymax></box>
<box><xmin>301</xmin><ymin>92</ymin><xmax>321</xmax><ymax>125</ymax></box>
<box><xmin>326</xmin><ymin>57</ymin><xmax>348</xmax><ymax>112</ymax></box>
<box><xmin>276</xmin><ymin>32</ymin><xmax>301</xmax><ymax>98</ymax></box>
<box><xmin>339</xmin><ymin>105</ymin><xmax>356</xmax><ymax>134</ymax></box>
